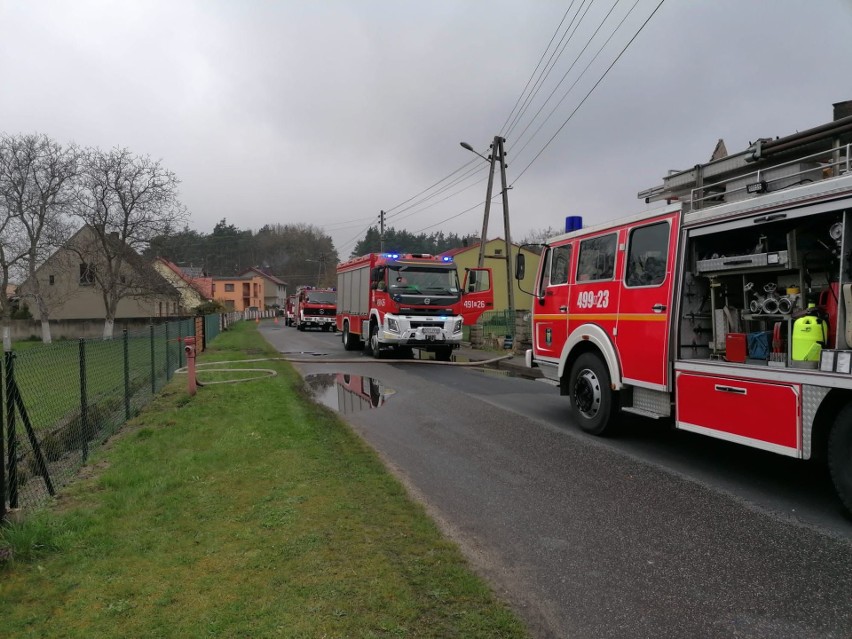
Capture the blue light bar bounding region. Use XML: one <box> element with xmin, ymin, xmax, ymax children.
<box><xmin>441</xmin><ymin>256</ymin><xmax>453</xmax><ymax>262</ymax></box>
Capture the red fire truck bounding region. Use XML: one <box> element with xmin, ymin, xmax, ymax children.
<box><xmin>284</xmin><ymin>294</ymin><xmax>297</xmax><ymax>326</ymax></box>
<box><xmin>294</xmin><ymin>286</ymin><xmax>337</xmax><ymax>331</ymax></box>
<box><xmin>518</xmin><ymin>112</ymin><xmax>852</xmax><ymax>512</ymax></box>
<box><xmin>336</xmin><ymin>253</ymin><xmax>494</xmax><ymax>360</ymax></box>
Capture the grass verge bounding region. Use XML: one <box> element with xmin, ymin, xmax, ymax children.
<box><xmin>0</xmin><ymin>321</ymin><xmax>527</xmax><ymax>638</ymax></box>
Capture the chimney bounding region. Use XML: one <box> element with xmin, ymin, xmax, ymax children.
<box><xmin>833</xmin><ymin>100</ymin><xmax>852</xmax><ymax>121</ymax></box>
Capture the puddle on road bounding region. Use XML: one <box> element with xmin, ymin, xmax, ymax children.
<box><xmin>279</xmin><ymin>351</ymin><xmax>328</xmax><ymax>357</ymax></box>
<box><xmin>304</xmin><ymin>373</ymin><xmax>394</xmax><ymax>414</ymax></box>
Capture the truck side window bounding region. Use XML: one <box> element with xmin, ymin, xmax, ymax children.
<box><xmin>576</xmin><ymin>234</ymin><xmax>616</xmax><ymax>282</ymax></box>
<box><xmin>550</xmin><ymin>245</ymin><xmax>571</xmax><ymax>285</ymax></box>
<box><xmin>625</xmin><ymin>222</ymin><xmax>669</xmax><ymax>287</ymax></box>
<box><xmin>538</xmin><ymin>247</ymin><xmax>553</xmax><ymax>294</ymax></box>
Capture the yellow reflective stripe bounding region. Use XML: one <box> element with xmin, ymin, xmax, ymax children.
<box><xmin>534</xmin><ymin>313</ymin><xmax>667</xmax><ymax>322</ymax></box>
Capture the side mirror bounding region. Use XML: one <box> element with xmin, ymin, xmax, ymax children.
<box><xmin>515</xmin><ymin>254</ymin><xmax>526</xmax><ymax>280</ymax></box>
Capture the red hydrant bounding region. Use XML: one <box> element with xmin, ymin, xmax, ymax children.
<box><xmin>184</xmin><ymin>336</ymin><xmax>197</xmax><ymax>396</ymax></box>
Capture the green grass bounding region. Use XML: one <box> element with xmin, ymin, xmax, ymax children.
<box><xmin>0</xmin><ymin>321</ymin><xmax>528</xmax><ymax>638</ymax></box>
<box><xmin>9</xmin><ymin>322</ymin><xmax>192</xmax><ymax>435</ymax></box>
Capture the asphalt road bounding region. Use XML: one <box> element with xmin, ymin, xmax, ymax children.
<box><xmin>260</xmin><ymin>322</ymin><xmax>852</xmax><ymax>639</ymax></box>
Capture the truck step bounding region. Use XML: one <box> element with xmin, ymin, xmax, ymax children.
<box><xmin>622</xmin><ymin>406</ymin><xmax>666</xmax><ymax>420</ymax></box>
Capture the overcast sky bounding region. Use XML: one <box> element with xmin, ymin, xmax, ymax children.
<box><xmin>2</xmin><ymin>0</ymin><xmax>851</xmax><ymax>258</ymax></box>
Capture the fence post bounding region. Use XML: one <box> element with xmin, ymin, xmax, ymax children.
<box><xmin>0</xmin><ymin>351</ymin><xmax>5</xmax><ymax>520</ymax></box>
<box><xmin>5</xmin><ymin>352</ymin><xmax>17</xmax><ymax>509</ymax></box>
<box><xmin>123</xmin><ymin>329</ymin><xmax>130</xmax><ymax>420</ymax></box>
<box><xmin>150</xmin><ymin>322</ymin><xmax>156</xmax><ymax>394</ymax></box>
<box><xmin>79</xmin><ymin>339</ymin><xmax>89</xmax><ymax>462</ymax></box>
<box><xmin>165</xmin><ymin>321</ymin><xmax>171</xmax><ymax>380</ymax></box>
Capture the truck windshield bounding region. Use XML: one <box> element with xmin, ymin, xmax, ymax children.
<box><xmin>307</xmin><ymin>292</ymin><xmax>336</xmax><ymax>304</ymax></box>
<box><xmin>388</xmin><ymin>267</ymin><xmax>459</xmax><ymax>295</ymax></box>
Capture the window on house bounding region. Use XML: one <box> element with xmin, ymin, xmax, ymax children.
<box><xmin>79</xmin><ymin>263</ymin><xmax>95</xmax><ymax>286</ymax></box>
<box><xmin>225</xmin><ymin>283</ymin><xmax>235</xmax><ymax>292</ymax></box>
<box><xmin>49</xmin><ymin>275</ymin><xmax>55</xmax><ymax>285</ymax></box>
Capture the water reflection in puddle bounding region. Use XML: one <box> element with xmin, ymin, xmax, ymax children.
<box><xmin>304</xmin><ymin>373</ymin><xmax>394</xmax><ymax>414</ymax></box>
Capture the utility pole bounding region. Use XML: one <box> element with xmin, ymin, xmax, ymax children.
<box><xmin>466</xmin><ymin>136</ymin><xmax>514</xmax><ymax>324</ymax></box>
<box><xmin>379</xmin><ymin>210</ymin><xmax>385</xmax><ymax>253</ymax></box>
<box><xmin>495</xmin><ymin>136</ymin><xmax>515</xmax><ymax>324</ymax></box>
<box><xmin>315</xmin><ymin>252</ymin><xmax>326</xmax><ymax>287</ymax></box>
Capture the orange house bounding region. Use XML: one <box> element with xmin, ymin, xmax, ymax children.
<box><xmin>212</xmin><ymin>274</ymin><xmax>265</xmax><ymax>312</ymax></box>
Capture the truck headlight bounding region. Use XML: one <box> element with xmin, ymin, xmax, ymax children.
<box><xmin>453</xmin><ymin>319</ymin><xmax>462</xmax><ymax>333</ymax></box>
<box><xmin>387</xmin><ymin>318</ymin><xmax>400</xmax><ymax>333</ymax></box>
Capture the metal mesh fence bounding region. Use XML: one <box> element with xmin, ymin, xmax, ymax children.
<box><xmin>1</xmin><ymin>314</ymin><xmax>227</xmax><ymax>516</ymax></box>
<box><xmin>478</xmin><ymin>310</ymin><xmax>515</xmax><ymax>341</ymax></box>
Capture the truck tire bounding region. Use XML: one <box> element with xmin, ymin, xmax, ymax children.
<box><xmin>369</xmin><ymin>322</ymin><xmax>382</xmax><ymax>359</ymax></box>
<box><xmin>296</xmin><ymin>322</ymin><xmax>304</xmax><ymax>331</ymax></box>
<box><xmin>828</xmin><ymin>404</ymin><xmax>852</xmax><ymax>514</ymax></box>
<box><xmin>567</xmin><ymin>352</ymin><xmax>617</xmax><ymax>436</ymax></box>
<box><xmin>342</xmin><ymin>322</ymin><xmax>361</xmax><ymax>351</ymax></box>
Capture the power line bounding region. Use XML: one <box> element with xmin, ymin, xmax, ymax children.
<box><xmin>382</xmin><ymin>157</ymin><xmax>480</xmax><ymax>215</ymax></box>
<box><xmin>500</xmin><ymin>1</ymin><xmax>578</xmax><ymax>135</ymax></box>
<box><xmin>510</xmin><ymin>0</ymin><xmax>626</xmax><ymax>151</ymax></box>
<box><xmin>512</xmin><ymin>0</ymin><xmax>666</xmax><ymax>184</ymax></box>
<box><xmin>503</xmin><ymin>0</ymin><xmax>593</xmax><ymax>139</ymax></box>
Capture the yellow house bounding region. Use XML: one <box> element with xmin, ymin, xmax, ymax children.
<box><xmin>440</xmin><ymin>239</ymin><xmax>540</xmax><ymax>314</ymax></box>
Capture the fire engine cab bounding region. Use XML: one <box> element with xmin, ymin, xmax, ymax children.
<box><xmin>294</xmin><ymin>286</ymin><xmax>337</xmax><ymax>331</ymax></box>
<box><xmin>520</xmin><ymin>107</ymin><xmax>852</xmax><ymax>513</ymax></box>
<box><xmin>336</xmin><ymin>253</ymin><xmax>493</xmax><ymax>360</ymax></box>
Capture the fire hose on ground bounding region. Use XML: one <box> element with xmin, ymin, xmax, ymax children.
<box><xmin>175</xmin><ymin>350</ymin><xmax>515</xmax><ymax>392</ymax></box>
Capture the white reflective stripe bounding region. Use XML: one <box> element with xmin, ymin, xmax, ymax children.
<box><xmin>676</xmin><ymin>421</ymin><xmax>801</xmax><ymax>458</ymax></box>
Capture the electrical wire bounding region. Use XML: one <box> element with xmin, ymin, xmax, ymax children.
<box><xmin>510</xmin><ymin>0</ymin><xmax>626</xmax><ymax>152</ymax></box>
<box><xmin>512</xmin><ymin>0</ymin><xmax>666</xmax><ymax>184</ymax></box>
<box><xmin>504</xmin><ymin>0</ymin><xmax>594</xmax><ymax>140</ymax></box>
<box><xmin>500</xmin><ymin>1</ymin><xmax>578</xmax><ymax>136</ymax></box>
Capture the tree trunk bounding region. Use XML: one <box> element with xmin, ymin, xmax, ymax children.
<box><xmin>103</xmin><ymin>317</ymin><xmax>115</xmax><ymax>340</ymax></box>
<box><xmin>40</xmin><ymin>318</ymin><xmax>52</xmax><ymax>344</ymax></box>
<box><xmin>2</xmin><ymin>323</ymin><xmax>11</xmax><ymax>352</ymax></box>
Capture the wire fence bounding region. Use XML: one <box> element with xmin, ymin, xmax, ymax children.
<box><xmin>0</xmin><ymin>313</ymin><xmax>240</xmax><ymax>518</ymax></box>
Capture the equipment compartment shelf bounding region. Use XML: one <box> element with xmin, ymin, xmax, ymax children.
<box><xmin>696</xmin><ymin>250</ymin><xmax>790</xmax><ymax>274</ymax></box>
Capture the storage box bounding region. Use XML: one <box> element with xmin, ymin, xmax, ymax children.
<box><xmin>726</xmin><ymin>333</ymin><xmax>747</xmax><ymax>363</ymax></box>
<box><xmin>747</xmin><ymin>331</ymin><xmax>772</xmax><ymax>360</ymax></box>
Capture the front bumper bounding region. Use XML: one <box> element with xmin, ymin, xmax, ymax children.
<box><xmin>379</xmin><ymin>314</ymin><xmax>463</xmax><ymax>346</ymax></box>
<box><xmin>303</xmin><ymin>315</ymin><xmax>336</xmax><ymax>326</ymax></box>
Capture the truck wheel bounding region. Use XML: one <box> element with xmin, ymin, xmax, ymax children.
<box><xmin>828</xmin><ymin>404</ymin><xmax>852</xmax><ymax>514</ymax></box>
<box><xmin>342</xmin><ymin>322</ymin><xmax>360</xmax><ymax>351</ymax></box>
<box><xmin>567</xmin><ymin>352</ymin><xmax>616</xmax><ymax>436</ymax></box>
<box><xmin>434</xmin><ymin>346</ymin><xmax>453</xmax><ymax>362</ymax></box>
<box><xmin>296</xmin><ymin>322</ymin><xmax>304</xmax><ymax>332</ymax></box>
<box><xmin>369</xmin><ymin>323</ymin><xmax>382</xmax><ymax>359</ymax></box>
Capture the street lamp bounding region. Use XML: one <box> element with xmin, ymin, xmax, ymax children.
<box><xmin>459</xmin><ymin>142</ymin><xmax>490</xmax><ymax>164</ymax></box>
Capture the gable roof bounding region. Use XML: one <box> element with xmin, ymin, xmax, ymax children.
<box><xmin>440</xmin><ymin>238</ymin><xmax>521</xmax><ymax>258</ymax></box>
<box><xmin>155</xmin><ymin>257</ymin><xmax>214</xmax><ymax>299</ymax></box>
<box><xmin>239</xmin><ymin>266</ymin><xmax>287</xmax><ymax>286</ymax></box>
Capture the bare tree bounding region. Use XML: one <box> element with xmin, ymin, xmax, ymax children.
<box><xmin>0</xmin><ymin>202</ymin><xmax>28</xmax><ymax>351</ymax></box>
<box><xmin>0</xmin><ymin>133</ymin><xmax>78</xmax><ymax>343</ymax></box>
<box><xmin>71</xmin><ymin>147</ymin><xmax>188</xmax><ymax>338</ymax></box>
